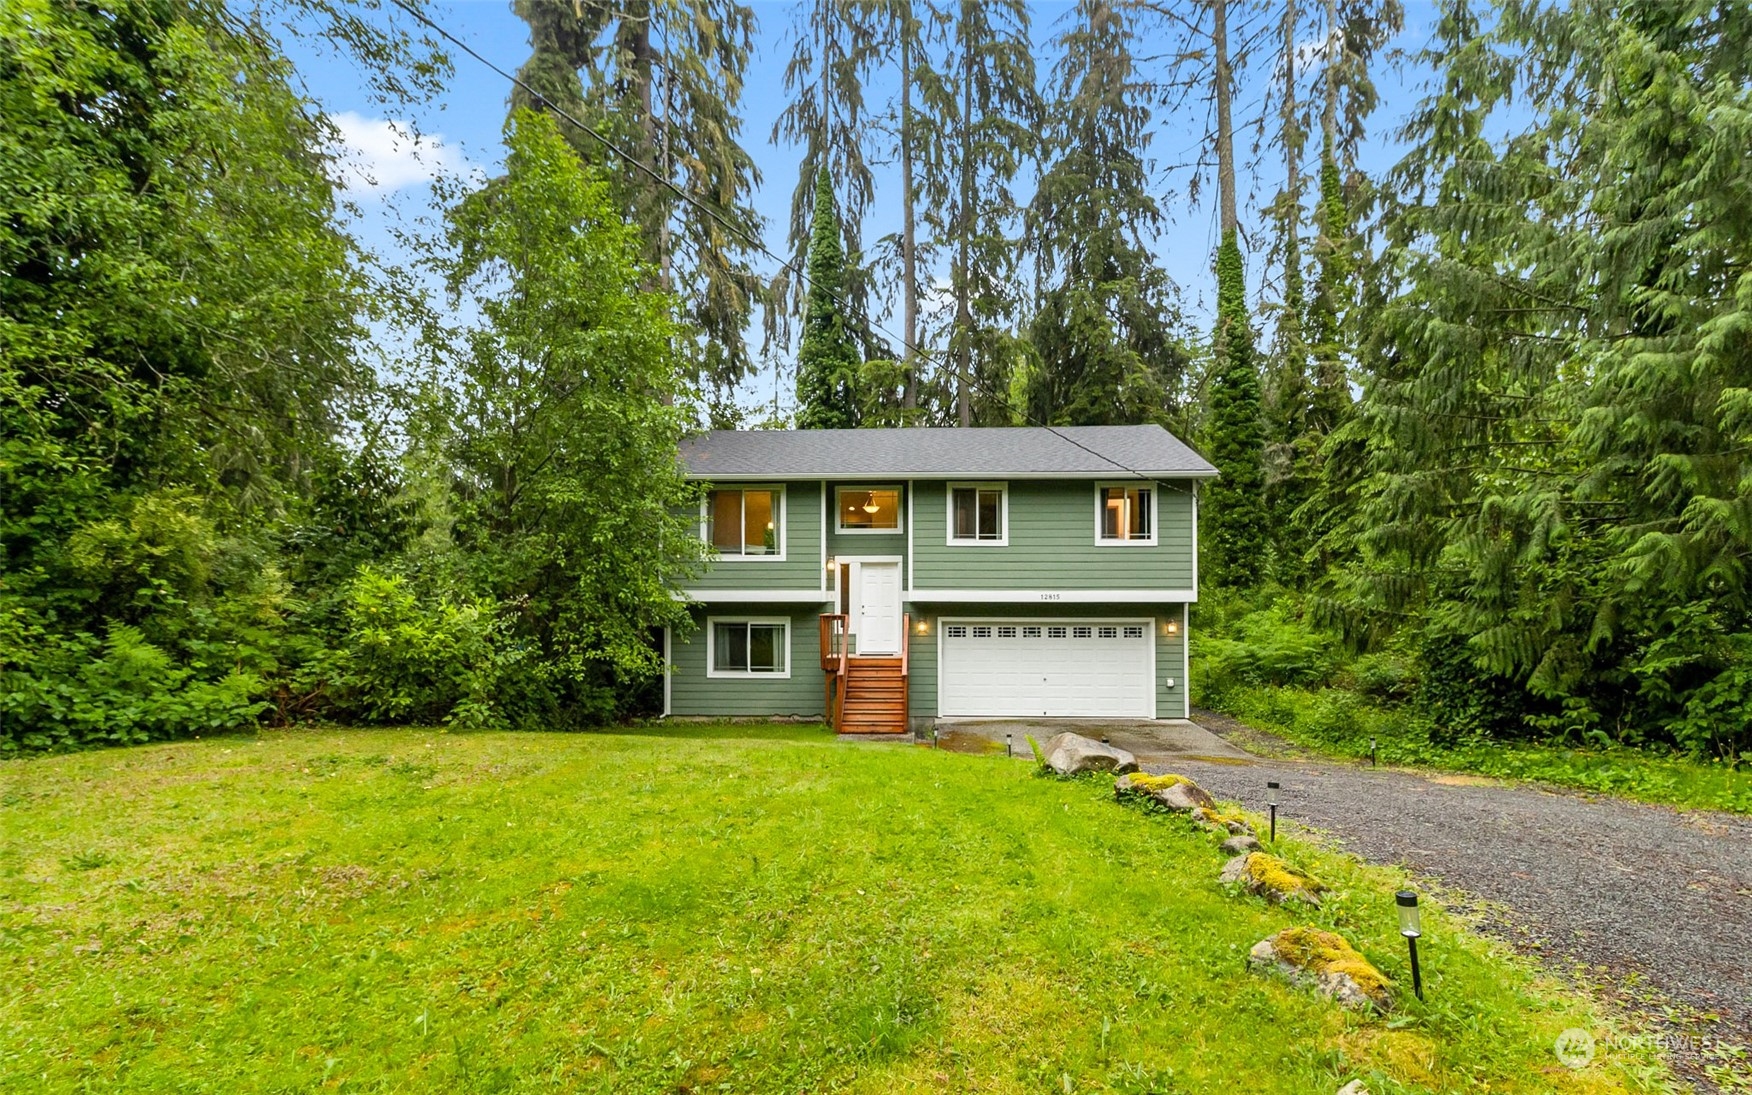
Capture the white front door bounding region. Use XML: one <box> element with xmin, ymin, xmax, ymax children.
<box><xmin>938</xmin><ymin>619</ymin><xmax>1155</xmax><ymax>717</ymax></box>
<box><xmin>853</xmin><ymin>561</ymin><xmax>902</xmax><ymax>655</ymax></box>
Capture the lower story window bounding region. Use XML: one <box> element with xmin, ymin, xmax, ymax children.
<box><xmin>710</xmin><ymin>619</ymin><xmax>788</xmax><ymax>676</ymax></box>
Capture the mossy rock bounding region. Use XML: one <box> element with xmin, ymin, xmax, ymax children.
<box><xmin>1191</xmin><ymin>805</ymin><xmax>1252</xmax><ymax>835</ymax></box>
<box><xmin>1219</xmin><ymin>852</ymin><xmax>1324</xmax><ymax>906</ymax></box>
<box><xmin>1248</xmin><ymin>926</ymin><xmax>1393</xmax><ymax>1011</ymax></box>
<box><xmin>1114</xmin><ymin>772</ymin><xmax>1216</xmax><ymax>812</ymax></box>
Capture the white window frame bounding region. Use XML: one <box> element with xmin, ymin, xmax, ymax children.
<box><xmin>704</xmin><ymin>616</ymin><xmax>792</xmax><ymax>679</ymax></box>
<box><xmin>1093</xmin><ymin>481</ymin><xmax>1158</xmax><ymax>547</ymax></box>
<box><xmin>834</xmin><ymin>485</ymin><xmax>904</xmax><ymax>535</ymax></box>
<box><xmin>700</xmin><ymin>484</ymin><xmax>787</xmax><ymax>562</ymax></box>
<box><xmin>945</xmin><ymin>482</ymin><xmax>1009</xmax><ymax>547</ymax></box>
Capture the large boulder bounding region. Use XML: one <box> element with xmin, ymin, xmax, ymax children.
<box><xmin>1248</xmin><ymin>927</ymin><xmax>1393</xmax><ymax>1012</ymax></box>
<box><xmin>1043</xmin><ymin>732</ymin><xmax>1138</xmax><ymax>776</ymax></box>
<box><xmin>1219</xmin><ymin>852</ymin><xmax>1325</xmax><ymax>906</ymax></box>
<box><xmin>1113</xmin><ymin>772</ymin><xmax>1217</xmax><ymax>812</ymax></box>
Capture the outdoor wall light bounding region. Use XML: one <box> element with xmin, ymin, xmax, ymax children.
<box><xmin>1397</xmin><ymin>890</ymin><xmax>1425</xmax><ymax>1000</ymax></box>
<box><xmin>916</xmin><ymin>619</ymin><xmax>929</xmax><ymax>635</ymax></box>
<box><xmin>1165</xmin><ymin>618</ymin><xmax>1180</xmax><ymax>635</ymax></box>
<box><xmin>1267</xmin><ymin>780</ymin><xmax>1280</xmax><ymax>841</ymax></box>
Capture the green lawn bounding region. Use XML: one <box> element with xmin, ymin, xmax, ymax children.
<box><xmin>2</xmin><ymin>725</ymin><xmax>1665</xmax><ymax>1093</ymax></box>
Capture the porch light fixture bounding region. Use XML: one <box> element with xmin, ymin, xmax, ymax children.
<box><xmin>1267</xmin><ymin>780</ymin><xmax>1280</xmax><ymax>841</ymax></box>
<box><xmin>916</xmin><ymin>619</ymin><xmax>929</xmax><ymax>635</ymax></box>
<box><xmin>1166</xmin><ymin>618</ymin><xmax>1180</xmax><ymax>635</ymax></box>
<box><xmin>1397</xmin><ymin>890</ymin><xmax>1424</xmax><ymax>1000</ymax></box>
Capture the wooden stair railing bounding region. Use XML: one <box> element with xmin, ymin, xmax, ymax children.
<box><xmin>819</xmin><ymin>613</ymin><xmax>849</xmax><ymax>731</ymax></box>
<box><xmin>818</xmin><ymin>612</ymin><xmax>910</xmax><ymax>735</ymax></box>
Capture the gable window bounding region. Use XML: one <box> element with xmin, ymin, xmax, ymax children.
<box><xmin>708</xmin><ymin>618</ymin><xmax>790</xmax><ymax>677</ymax></box>
<box><xmin>837</xmin><ymin>487</ymin><xmax>901</xmax><ymax>533</ymax></box>
<box><xmin>948</xmin><ymin>483</ymin><xmax>1007</xmax><ymax>545</ymax></box>
<box><xmin>1096</xmin><ymin>484</ymin><xmax>1156</xmax><ymax>545</ymax></box>
<box><xmin>706</xmin><ymin>487</ymin><xmax>783</xmax><ymax>558</ymax></box>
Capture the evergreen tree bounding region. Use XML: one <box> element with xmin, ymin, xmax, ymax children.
<box><xmin>1329</xmin><ymin>0</ymin><xmax>1752</xmax><ymax>758</ymax></box>
<box><xmin>919</xmin><ymin>0</ymin><xmax>1039</xmax><ymax>426</ymax></box>
<box><xmin>774</xmin><ymin>0</ymin><xmax>881</xmax><ymax>351</ymax></box>
<box><xmin>510</xmin><ymin>0</ymin><xmax>765</xmax><ymax>402</ymax></box>
<box><xmin>1202</xmin><ymin>230</ymin><xmax>1270</xmax><ymax>587</ymax></box>
<box><xmin>794</xmin><ymin>168</ymin><xmax>861</xmax><ymax>429</ymax></box>
<box><xmin>1025</xmin><ymin>0</ymin><xmax>1187</xmax><ymax>427</ymax></box>
<box><xmin>1263</xmin><ymin>0</ymin><xmax>1315</xmax><ymax>578</ymax></box>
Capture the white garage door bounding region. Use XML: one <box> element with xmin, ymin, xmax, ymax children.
<box><xmin>938</xmin><ymin>619</ymin><xmax>1155</xmax><ymax>718</ymax></box>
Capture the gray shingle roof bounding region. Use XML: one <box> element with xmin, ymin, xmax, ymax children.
<box><xmin>679</xmin><ymin>425</ymin><xmax>1217</xmax><ymax>480</ymax></box>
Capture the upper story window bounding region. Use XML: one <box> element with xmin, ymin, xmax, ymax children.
<box><xmin>948</xmin><ymin>483</ymin><xmax>1007</xmax><ymax>546</ymax></box>
<box><xmin>1096</xmin><ymin>484</ymin><xmax>1156</xmax><ymax>545</ymax></box>
<box><xmin>837</xmin><ymin>487</ymin><xmax>901</xmax><ymax>533</ymax></box>
<box><xmin>706</xmin><ymin>487</ymin><xmax>784</xmax><ymax>558</ymax></box>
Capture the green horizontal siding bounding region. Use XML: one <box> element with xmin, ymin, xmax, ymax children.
<box><xmin>903</xmin><ymin>602</ymin><xmax>1188</xmax><ymax>720</ymax></box>
<box><xmin>909</xmin><ymin>479</ymin><xmax>1194</xmax><ymax>590</ymax></box>
<box><xmin>667</xmin><ymin>606</ymin><xmax>826</xmax><ymax>718</ymax></box>
<box><xmin>690</xmin><ymin>481</ymin><xmax>824</xmax><ymax>592</ymax></box>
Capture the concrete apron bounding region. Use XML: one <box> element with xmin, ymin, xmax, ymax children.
<box><xmin>929</xmin><ymin>718</ymin><xmax>1256</xmax><ymax>765</ymax></box>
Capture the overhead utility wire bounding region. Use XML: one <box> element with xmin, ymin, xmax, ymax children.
<box><xmin>388</xmin><ymin>0</ymin><xmax>1197</xmax><ymax>487</ymax></box>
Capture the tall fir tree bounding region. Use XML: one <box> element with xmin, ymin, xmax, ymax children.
<box><xmin>1262</xmin><ymin>0</ymin><xmax>1316</xmax><ymax>579</ymax></box>
<box><xmin>773</xmin><ymin>0</ymin><xmax>884</xmax><ymax>358</ymax></box>
<box><xmin>919</xmin><ymin>0</ymin><xmax>1039</xmax><ymax>426</ymax></box>
<box><xmin>1025</xmin><ymin>0</ymin><xmax>1186</xmax><ymax>427</ymax></box>
<box><xmin>510</xmin><ymin>0</ymin><xmax>765</xmax><ymax>406</ymax></box>
<box><xmin>794</xmin><ymin>168</ymin><xmax>861</xmax><ymax>429</ymax></box>
<box><xmin>1202</xmin><ymin>231</ymin><xmax>1270</xmax><ymax>587</ymax></box>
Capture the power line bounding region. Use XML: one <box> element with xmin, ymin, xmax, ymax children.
<box><xmin>387</xmin><ymin>0</ymin><xmax>1197</xmax><ymax>488</ymax></box>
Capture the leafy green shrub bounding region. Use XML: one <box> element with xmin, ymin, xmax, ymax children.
<box><xmin>325</xmin><ymin>567</ymin><xmax>509</xmax><ymax>729</ymax></box>
<box><xmin>0</xmin><ymin>620</ymin><xmax>267</xmax><ymax>753</ymax></box>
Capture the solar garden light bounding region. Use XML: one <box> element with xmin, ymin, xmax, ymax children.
<box><xmin>1397</xmin><ymin>890</ymin><xmax>1425</xmax><ymax>1000</ymax></box>
<box><xmin>1370</xmin><ymin>738</ymin><xmax>1378</xmax><ymax>767</ymax></box>
<box><xmin>1267</xmin><ymin>781</ymin><xmax>1280</xmax><ymax>841</ymax></box>
<box><xmin>932</xmin><ymin>728</ymin><xmax>939</xmax><ymax>749</ymax></box>
<box><xmin>1006</xmin><ymin>732</ymin><xmax>1013</xmax><ymax>757</ymax></box>
<box><xmin>1101</xmin><ymin>736</ymin><xmax>1110</xmax><ymax>746</ymax></box>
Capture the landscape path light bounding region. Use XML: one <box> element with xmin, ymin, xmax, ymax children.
<box><xmin>1267</xmin><ymin>780</ymin><xmax>1280</xmax><ymax>841</ymax></box>
<box><xmin>1370</xmin><ymin>738</ymin><xmax>1377</xmax><ymax>767</ymax></box>
<box><xmin>1006</xmin><ymin>732</ymin><xmax>1013</xmax><ymax>758</ymax></box>
<box><xmin>1397</xmin><ymin>890</ymin><xmax>1424</xmax><ymax>1000</ymax></box>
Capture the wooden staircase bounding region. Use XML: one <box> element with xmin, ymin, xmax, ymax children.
<box><xmin>820</xmin><ymin>614</ymin><xmax>910</xmax><ymax>735</ymax></box>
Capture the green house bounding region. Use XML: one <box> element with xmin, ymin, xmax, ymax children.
<box><xmin>666</xmin><ymin>425</ymin><xmax>1216</xmax><ymax>734</ymax></box>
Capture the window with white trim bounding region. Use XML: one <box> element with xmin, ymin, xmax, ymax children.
<box><xmin>706</xmin><ymin>487</ymin><xmax>783</xmax><ymax>557</ymax></box>
<box><xmin>708</xmin><ymin>619</ymin><xmax>789</xmax><ymax>677</ymax></box>
<box><xmin>836</xmin><ymin>487</ymin><xmax>902</xmax><ymax>532</ymax></box>
<box><xmin>1097</xmin><ymin>484</ymin><xmax>1155</xmax><ymax>544</ymax></box>
<box><xmin>948</xmin><ymin>483</ymin><xmax>1006</xmax><ymax>544</ymax></box>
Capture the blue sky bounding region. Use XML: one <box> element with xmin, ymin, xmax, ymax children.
<box><xmin>290</xmin><ymin>1</ymin><xmax>1444</xmax><ymax>416</ymax></box>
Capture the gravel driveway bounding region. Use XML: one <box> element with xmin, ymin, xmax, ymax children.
<box><xmin>1155</xmin><ymin>711</ymin><xmax>1752</xmax><ymax>1091</ymax></box>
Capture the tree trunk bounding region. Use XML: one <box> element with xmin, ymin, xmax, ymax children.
<box><xmin>1213</xmin><ymin>0</ymin><xmax>1236</xmax><ymax>234</ymax></box>
<box><xmin>1323</xmin><ymin>0</ymin><xmax>1338</xmax><ymax>150</ymax></box>
<box><xmin>901</xmin><ymin>28</ymin><xmax>918</xmax><ymax>412</ymax></box>
<box><xmin>955</xmin><ymin>26</ymin><xmax>974</xmax><ymax>428</ymax></box>
<box><xmin>1282</xmin><ymin>0</ymin><xmax>1299</xmax><ymax>272</ymax></box>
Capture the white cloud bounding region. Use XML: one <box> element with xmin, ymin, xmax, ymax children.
<box><xmin>328</xmin><ymin>111</ymin><xmax>473</xmax><ymax>194</ymax></box>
